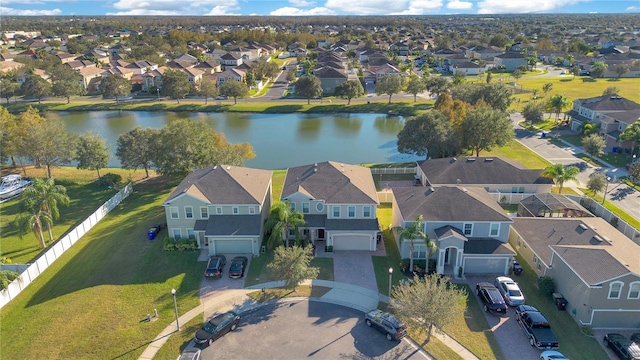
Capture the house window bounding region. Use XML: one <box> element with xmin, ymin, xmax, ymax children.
<box><xmin>333</xmin><ymin>206</ymin><xmax>340</xmax><ymax>218</ymax></box>
<box><xmin>170</xmin><ymin>207</ymin><xmax>179</xmax><ymax>219</ymax></box>
<box><xmin>172</xmin><ymin>228</ymin><xmax>181</xmax><ymax>239</ymax></box>
<box><xmin>187</xmin><ymin>229</ymin><xmax>195</xmax><ymax>239</ymax></box>
<box><xmin>627</xmin><ymin>282</ymin><xmax>640</xmax><ymax>299</ymax></box>
<box><xmin>348</xmin><ymin>206</ymin><xmax>356</xmax><ymax>218</ymax></box>
<box><xmin>233</xmin><ymin>207</ymin><xmax>239</xmax><ymax>215</ymax></box>
<box><xmin>302</xmin><ymin>202</ymin><xmax>310</xmax><ymax>214</ymax></box>
<box><xmin>288</xmin><ymin>229</ymin><xmax>295</xmax><ymax>236</ymax></box>
<box><xmin>608</xmin><ymin>281</ymin><xmax>623</xmax><ymax>299</ymax></box>
<box><xmin>249</xmin><ymin>207</ymin><xmax>256</xmax><ymax>214</ymax></box>
<box><xmin>316</xmin><ymin>203</ymin><xmax>324</xmax><ymax>212</ymax></box>
<box><xmin>200</xmin><ymin>207</ymin><xmax>208</xmax><ymax>219</ymax></box>
<box><xmin>185</xmin><ymin>206</ymin><xmax>193</xmax><ymax>219</ymax></box>
<box><xmin>519</xmin><ymin>187</ymin><xmax>525</xmax><ymax>193</ymax></box>
<box><xmin>463</xmin><ymin>223</ymin><xmax>473</xmax><ymax>236</ymax></box>
<box><xmin>512</xmin><ymin>187</ymin><xmax>518</xmax><ymax>193</ymax></box>
<box><xmin>489</xmin><ymin>223</ymin><xmax>500</xmax><ymax>237</ymax></box>
<box><xmin>216</xmin><ymin>207</ymin><xmax>222</xmax><ymax>215</ymax></box>
<box><xmin>290</xmin><ymin>202</ymin><xmax>296</xmax><ymax>211</ymax></box>
<box><xmin>363</xmin><ymin>206</ymin><xmax>371</xmax><ymax>218</ymax></box>
<box><xmin>413</xmin><ymin>244</ymin><xmax>426</xmax><ymax>259</ymax></box>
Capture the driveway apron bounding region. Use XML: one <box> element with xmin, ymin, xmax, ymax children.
<box><xmin>332</xmin><ymin>251</ymin><xmax>378</xmax><ymax>293</ymax></box>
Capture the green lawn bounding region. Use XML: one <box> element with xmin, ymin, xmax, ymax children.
<box><xmin>484</xmin><ymin>140</ymin><xmax>550</xmax><ymax>169</ymax></box>
<box><xmin>580</xmin><ymin>188</ymin><xmax>640</xmax><ymax>230</ymax></box>
<box><xmin>154</xmin><ymin>314</ymin><xmax>203</xmax><ymax>360</ymax></box>
<box><xmin>244</xmin><ymin>251</ymin><xmax>334</xmax><ymax>287</ymax></box>
<box><xmin>0</xmin><ymin>176</ymin><xmax>203</xmax><ymax>360</ymax></box>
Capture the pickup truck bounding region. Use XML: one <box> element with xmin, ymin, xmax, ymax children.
<box><xmin>515</xmin><ymin>305</ymin><xmax>559</xmax><ymax>350</ymax></box>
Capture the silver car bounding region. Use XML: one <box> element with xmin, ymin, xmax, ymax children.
<box><xmin>495</xmin><ymin>276</ymin><xmax>525</xmax><ymax>306</ymax></box>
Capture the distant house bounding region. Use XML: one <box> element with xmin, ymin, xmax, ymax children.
<box><xmin>314</xmin><ymin>66</ymin><xmax>349</xmax><ymax>94</ymax></box>
<box><xmin>163</xmin><ymin>165</ymin><xmax>273</xmax><ymax>256</ymax></box>
<box><xmin>141</xmin><ymin>66</ymin><xmax>167</xmax><ymax>92</ymax></box>
<box><xmin>510</xmin><ymin>217</ymin><xmax>640</xmax><ymax>329</ymax></box>
<box><xmin>219</xmin><ymin>53</ymin><xmax>242</xmax><ymax>68</ymax></box>
<box><xmin>17</xmin><ymin>68</ymin><xmax>50</xmax><ymax>86</ymax></box>
<box><xmin>0</xmin><ymin>60</ymin><xmax>24</xmax><ymax>74</ymax></box>
<box><xmin>78</xmin><ymin>66</ymin><xmax>106</xmax><ymax>92</ymax></box>
<box><xmin>194</xmin><ymin>60</ymin><xmax>222</xmax><ymax>75</ymax></box>
<box><xmin>494</xmin><ymin>53</ymin><xmax>527</xmax><ymax>71</ymax></box>
<box><xmin>453</xmin><ymin>61</ymin><xmax>486</xmax><ymax>75</ymax></box>
<box><xmin>214</xmin><ymin>68</ymin><xmax>246</xmax><ymax>86</ymax></box>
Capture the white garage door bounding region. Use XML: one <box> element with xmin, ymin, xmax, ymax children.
<box><xmin>212</xmin><ymin>239</ymin><xmax>253</xmax><ymax>255</ymax></box>
<box><xmin>464</xmin><ymin>257</ymin><xmax>508</xmax><ymax>274</ymax></box>
<box><xmin>332</xmin><ymin>234</ymin><xmax>372</xmax><ymax>251</ymax></box>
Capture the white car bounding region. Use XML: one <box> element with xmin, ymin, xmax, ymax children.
<box><xmin>494</xmin><ymin>276</ymin><xmax>525</xmax><ymax>306</ymax></box>
<box><xmin>540</xmin><ymin>350</ymin><xmax>569</xmax><ymax>360</ymax></box>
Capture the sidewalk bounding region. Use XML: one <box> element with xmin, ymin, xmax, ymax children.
<box><xmin>138</xmin><ymin>280</ymin><xmax>479</xmax><ymax>360</ymax></box>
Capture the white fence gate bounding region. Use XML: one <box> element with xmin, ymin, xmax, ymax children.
<box><xmin>0</xmin><ymin>183</ymin><xmax>133</xmax><ymax>309</ymax></box>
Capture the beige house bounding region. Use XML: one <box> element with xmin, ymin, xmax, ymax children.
<box><xmin>163</xmin><ymin>165</ymin><xmax>273</xmax><ymax>256</ymax></box>
<box><xmin>510</xmin><ymin>217</ymin><xmax>640</xmax><ymax>329</ymax></box>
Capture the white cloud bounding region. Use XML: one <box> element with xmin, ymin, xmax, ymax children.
<box><xmin>109</xmin><ymin>0</ymin><xmax>237</xmax><ymax>15</ymax></box>
<box><xmin>0</xmin><ymin>6</ymin><xmax>61</xmax><ymax>15</ymax></box>
<box><xmin>391</xmin><ymin>0</ymin><xmax>443</xmax><ymax>15</ymax></box>
<box><xmin>447</xmin><ymin>0</ymin><xmax>472</xmax><ymax>10</ymax></box>
<box><xmin>324</xmin><ymin>0</ymin><xmax>410</xmax><ymax>15</ymax></box>
<box><xmin>207</xmin><ymin>5</ymin><xmax>241</xmax><ymax>15</ymax></box>
<box><xmin>270</xmin><ymin>6</ymin><xmax>336</xmax><ymax>15</ymax></box>
<box><xmin>626</xmin><ymin>6</ymin><xmax>639</xmax><ymax>12</ymax></box>
<box><xmin>289</xmin><ymin>0</ymin><xmax>316</xmax><ymax>6</ymax></box>
<box><xmin>477</xmin><ymin>0</ymin><xmax>582</xmax><ymax>14</ymax></box>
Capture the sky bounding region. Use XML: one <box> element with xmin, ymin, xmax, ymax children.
<box><xmin>0</xmin><ymin>0</ymin><xmax>639</xmax><ymax>16</ymax></box>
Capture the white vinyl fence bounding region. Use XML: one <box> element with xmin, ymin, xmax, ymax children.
<box><xmin>487</xmin><ymin>192</ymin><xmax>536</xmax><ymax>205</ymax></box>
<box><xmin>567</xmin><ymin>195</ymin><xmax>640</xmax><ymax>245</ymax></box>
<box><xmin>0</xmin><ymin>183</ymin><xmax>133</xmax><ymax>309</ymax></box>
<box><xmin>369</xmin><ymin>167</ymin><xmax>417</xmax><ymax>175</ymax></box>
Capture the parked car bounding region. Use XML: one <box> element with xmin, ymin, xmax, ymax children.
<box><xmin>476</xmin><ymin>282</ymin><xmax>508</xmax><ymax>314</ymax></box>
<box><xmin>194</xmin><ymin>311</ymin><xmax>241</xmax><ymax>347</ymax></box>
<box><xmin>364</xmin><ymin>309</ymin><xmax>407</xmax><ymax>341</ymax></box>
<box><xmin>495</xmin><ymin>276</ymin><xmax>525</xmax><ymax>306</ymax></box>
<box><xmin>540</xmin><ymin>350</ymin><xmax>569</xmax><ymax>360</ymax></box>
<box><xmin>604</xmin><ymin>333</ymin><xmax>640</xmax><ymax>360</ymax></box>
<box><xmin>229</xmin><ymin>256</ymin><xmax>248</xmax><ymax>279</ymax></box>
<box><xmin>515</xmin><ymin>305</ymin><xmax>559</xmax><ymax>350</ymax></box>
<box><xmin>204</xmin><ymin>255</ymin><xmax>226</xmax><ymax>278</ymax></box>
<box><xmin>178</xmin><ymin>347</ymin><xmax>201</xmax><ymax>360</ymax></box>
<box><xmin>215</xmin><ymin>95</ymin><xmax>228</xmax><ymax>100</ymax></box>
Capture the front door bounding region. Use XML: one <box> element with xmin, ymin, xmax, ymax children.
<box><xmin>317</xmin><ymin>229</ymin><xmax>325</xmax><ymax>240</ymax></box>
<box><xmin>444</xmin><ymin>248</ymin><xmax>450</xmax><ymax>264</ymax></box>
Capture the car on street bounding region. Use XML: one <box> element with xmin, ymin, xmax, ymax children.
<box><xmin>229</xmin><ymin>256</ymin><xmax>248</xmax><ymax>279</ymax></box>
<box><xmin>194</xmin><ymin>311</ymin><xmax>241</xmax><ymax>347</ymax></box>
<box><xmin>495</xmin><ymin>276</ymin><xmax>525</xmax><ymax>306</ymax></box>
<box><xmin>604</xmin><ymin>333</ymin><xmax>640</xmax><ymax>360</ymax></box>
<box><xmin>204</xmin><ymin>255</ymin><xmax>226</xmax><ymax>278</ymax></box>
<box><xmin>215</xmin><ymin>95</ymin><xmax>228</xmax><ymax>100</ymax></box>
<box><xmin>476</xmin><ymin>282</ymin><xmax>508</xmax><ymax>314</ymax></box>
<box><xmin>540</xmin><ymin>350</ymin><xmax>569</xmax><ymax>360</ymax></box>
<box><xmin>364</xmin><ymin>309</ymin><xmax>407</xmax><ymax>341</ymax></box>
<box><xmin>178</xmin><ymin>347</ymin><xmax>202</xmax><ymax>360</ymax></box>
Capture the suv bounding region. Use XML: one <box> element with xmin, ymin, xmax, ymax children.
<box><xmin>476</xmin><ymin>282</ymin><xmax>508</xmax><ymax>314</ymax></box>
<box><xmin>604</xmin><ymin>333</ymin><xmax>640</xmax><ymax>360</ymax></box>
<box><xmin>204</xmin><ymin>255</ymin><xmax>226</xmax><ymax>278</ymax></box>
<box><xmin>364</xmin><ymin>309</ymin><xmax>407</xmax><ymax>341</ymax></box>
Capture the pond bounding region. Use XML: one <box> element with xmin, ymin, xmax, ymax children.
<box><xmin>45</xmin><ymin>111</ymin><xmax>422</xmax><ymax>169</ymax></box>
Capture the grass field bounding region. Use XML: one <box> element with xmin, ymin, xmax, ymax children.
<box><xmin>484</xmin><ymin>140</ymin><xmax>550</xmax><ymax>169</ymax></box>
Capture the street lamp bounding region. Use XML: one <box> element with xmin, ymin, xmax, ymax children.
<box><xmin>156</xmin><ymin>88</ymin><xmax>160</xmax><ymax>100</ymax></box>
<box><xmin>171</xmin><ymin>288</ymin><xmax>180</xmax><ymax>331</ymax></box>
<box><xmin>602</xmin><ymin>176</ymin><xmax>611</xmax><ymax>204</ymax></box>
<box><xmin>388</xmin><ymin>267</ymin><xmax>393</xmax><ymax>298</ymax></box>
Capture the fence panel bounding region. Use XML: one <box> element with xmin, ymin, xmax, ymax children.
<box><xmin>568</xmin><ymin>195</ymin><xmax>640</xmax><ymax>245</ymax></box>
<box><xmin>370</xmin><ymin>167</ymin><xmax>417</xmax><ymax>175</ymax></box>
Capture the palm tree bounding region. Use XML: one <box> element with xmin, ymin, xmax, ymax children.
<box><xmin>620</xmin><ymin>120</ymin><xmax>640</xmax><ymax>156</ymax></box>
<box><xmin>14</xmin><ymin>178</ymin><xmax>70</xmax><ymax>247</ymax></box>
<box><xmin>542</xmin><ymin>163</ymin><xmax>580</xmax><ymax>193</ymax></box>
<box><xmin>264</xmin><ymin>201</ymin><xmax>305</xmax><ymax>250</ymax></box>
<box><xmin>547</xmin><ymin>94</ymin><xmax>571</xmax><ymax>123</ymax></box>
<box><xmin>398</xmin><ymin>215</ymin><xmax>436</xmax><ymax>274</ymax></box>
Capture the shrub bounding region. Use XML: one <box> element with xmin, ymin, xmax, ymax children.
<box><xmin>0</xmin><ymin>270</ymin><xmax>20</xmax><ymax>291</ymax></box>
<box><xmin>96</xmin><ymin>173</ymin><xmax>122</xmax><ymax>188</ymax></box>
<box><xmin>537</xmin><ymin>276</ymin><xmax>555</xmax><ymax>298</ymax></box>
<box><xmin>163</xmin><ymin>237</ymin><xmax>197</xmax><ymax>252</ymax></box>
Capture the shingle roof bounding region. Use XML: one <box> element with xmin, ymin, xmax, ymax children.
<box><xmin>392</xmin><ymin>186</ymin><xmax>512</xmax><ymax>222</ymax></box>
<box><xmin>550</xmin><ymin>247</ymin><xmax>630</xmax><ymax>285</ymax></box>
<box><xmin>205</xmin><ymin>215</ymin><xmax>262</xmax><ymax>236</ymax></box>
<box><xmin>165</xmin><ymin>165</ymin><xmax>272</xmax><ymax>205</ymax></box>
<box><xmin>434</xmin><ymin>225</ymin><xmax>465</xmax><ymax>239</ymax></box>
<box><xmin>577</xmin><ymin>95</ymin><xmax>640</xmax><ymax>112</ymax></box>
<box><xmin>325</xmin><ymin>218</ymin><xmax>379</xmax><ymax>231</ymax></box>
<box><xmin>464</xmin><ymin>239</ymin><xmax>516</xmax><ymax>255</ymax></box>
<box><xmin>281</xmin><ymin>161</ymin><xmax>378</xmax><ymax>204</ymax></box>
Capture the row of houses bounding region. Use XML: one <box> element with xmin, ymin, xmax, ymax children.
<box><xmin>162</xmin><ymin>158</ymin><xmax>639</xmax><ymax>329</ymax></box>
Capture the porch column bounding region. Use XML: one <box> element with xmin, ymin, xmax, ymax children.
<box><xmin>437</xmin><ymin>249</ymin><xmax>445</xmax><ymax>274</ymax></box>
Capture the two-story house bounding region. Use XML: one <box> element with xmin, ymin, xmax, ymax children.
<box><xmin>219</xmin><ymin>53</ymin><xmax>243</xmax><ymax>69</ymax></box>
<box><xmin>510</xmin><ymin>217</ymin><xmax>640</xmax><ymax>329</ymax></box>
<box><xmin>494</xmin><ymin>52</ymin><xmax>527</xmax><ymax>71</ymax></box>
<box><xmin>280</xmin><ymin>161</ymin><xmax>380</xmax><ymax>251</ymax></box>
<box><xmin>163</xmin><ymin>165</ymin><xmax>273</xmax><ymax>256</ymax></box>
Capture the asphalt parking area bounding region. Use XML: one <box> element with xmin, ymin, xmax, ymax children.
<box><xmin>199</xmin><ymin>300</ymin><xmax>428</xmax><ymax>360</ymax></box>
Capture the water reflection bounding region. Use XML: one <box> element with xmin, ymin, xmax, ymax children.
<box><xmin>373</xmin><ymin>116</ymin><xmax>405</xmax><ymax>135</ymax></box>
<box><xmin>297</xmin><ymin>116</ymin><xmax>323</xmax><ymax>140</ymax></box>
<box><xmin>333</xmin><ymin>114</ymin><xmax>362</xmax><ymax>136</ymax></box>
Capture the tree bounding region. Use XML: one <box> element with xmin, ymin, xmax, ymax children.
<box><xmin>587</xmin><ymin>172</ymin><xmax>608</xmax><ymax>195</ymax></box>
<box><xmin>333</xmin><ymin>80</ymin><xmax>364</xmax><ymax>105</ymax></box>
<box><xmin>0</xmin><ymin>107</ymin><xmax>19</xmax><ymax>165</ymax></box>
<box><xmin>615</xmin><ymin>64</ymin><xmax>629</xmax><ymax>79</ymax></box>
<box><xmin>267</xmin><ymin>244</ymin><xmax>319</xmax><ymax>290</ymax></box>
<box><xmin>401</xmin><ymin>75</ymin><xmax>424</xmax><ymax>103</ymax></box>
<box><xmin>521</xmin><ymin>102</ymin><xmax>545</xmax><ymax>125</ymax></box>
<box><xmin>620</xmin><ymin>120</ymin><xmax>640</xmax><ymax>155</ymax></box>
<box><xmin>602</xmin><ymin>86</ymin><xmax>620</xmax><ymax>96</ymax></box>
<box><xmin>582</xmin><ymin>133</ymin><xmax>606</xmax><ymax>160</ymax></box>
<box><xmin>541</xmin><ymin>163</ymin><xmax>580</xmax><ymax>193</ymax></box>
<box><xmin>391</xmin><ymin>273</ymin><xmax>467</xmax><ymax>343</ymax></box>
<box><xmin>461</xmin><ymin>106</ymin><xmax>514</xmax><ymax>156</ymax></box>
<box><xmin>434</xmin><ymin>93</ymin><xmax>467</xmax><ymax>131</ymax></box>
<box><xmin>264</xmin><ymin>201</ymin><xmax>306</xmax><ymax>250</ymax></box>
<box><xmin>425</xmin><ymin>76</ymin><xmax>451</xmax><ymax>99</ymax></box>
<box><xmin>489</xmin><ymin>34</ymin><xmax>510</xmax><ymax>48</ymax></box>
<box><xmin>590</xmin><ymin>61</ymin><xmax>608</xmax><ymax>79</ymax></box>
<box><xmin>286</xmin><ymin>68</ymin><xmax>297</xmax><ymax>82</ymax></box>
<box><xmin>100</xmin><ymin>74</ymin><xmax>131</xmax><ymax>102</ymax></box>
<box><xmin>294</xmin><ymin>75</ymin><xmax>322</xmax><ymax>105</ymax></box>
<box><xmin>628</xmin><ymin>163</ymin><xmax>640</xmax><ymax>185</ymax></box>
<box><xmin>570</xmin><ymin>65</ymin><xmax>581</xmax><ymax>78</ymax></box>
<box><xmin>398</xmin><ymin>215</ymin><xmax>436</xmax><ymax>275</ymax></box>
<box><xmin>116</xmin><ymin>127</ymin><xmax>158</xmax><ymax>177</ymax></box>
<box><xmin>14</xmin><ymin>177</ymin><xmax>70</xmax><ymax>248</ymax></box>
<box><xmin>397</xmin><ymin>111</ymin><xmax>458</xmax><ymax>159</ymax></box>
<box><xmin>21</xmin><ymin>75</ymin><xmax>52</xmax><ymax>104</ymax></box>
<box><xmin>452</xmin><ymin>70</ymin><xmax>466</xmax><ymax>85</ymax></box>
<box><xmin>542</xmin><ymin>83</ymin><xmax>553</xmax><ymax>97</ymax></box>
<box><xmin>485</xmin><ymin>71</ymin><xmax>492</xmax><ymax>84</ymax></box>
<box><xmin>197</xmin><ymin>77</ymin><xmax>218</xmax><ymax>105</ymax></box>
<box><xmin>162</xmin><ymin>69</ymin><xmax>190</xmax><ymax>104</ymax></box>
<box><xmin>375</xmin><ymin>74</ymin><xmax>404</xmax><ymax>104</ymax></box>
<box><xmin>547</xmin><ymin>94</ymin><xmax>571</xmax><ymax>122</ymax></box>
<box><xmin>0</xmin><ymin>78</ymin><xmax>20</xmax><ymax>103</ymax></box>
<box><xmin>219</xmin><ymin>79</ymin><xmax>249</xmax><ymax>104</ymax></box>
<box><xmin>512</xmin><ymin>69</ymin><xmax>523</xmax><ymax>84</ymax></box>
<box><xmin>52</xmin><ymin>79</ymin><xmax>85</xmax><ymax>104</ymax></box>
<box><xmin>75</xmin><ymin>132</ymin><xmax>110</xmax><ymax>179</ymax></box>
<box><xmin>452</xmin><ymin>82</ymin><xmax>513</xmax><ymax>112</ymax></box>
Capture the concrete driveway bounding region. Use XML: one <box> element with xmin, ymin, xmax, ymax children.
<box><xmin>332</xmin><ymin>251</ymin><xmax>379</xmax><ymax>293</ymax></box>
<box><xmin>199</xmin><ymin>252</ymin><xmax>252</xmax><ymax>315</ymax></box>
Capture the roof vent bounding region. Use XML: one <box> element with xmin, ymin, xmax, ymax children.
<box><xmin>485</xmin><ymin>158</ymin><xmax>493</xmax><ymax>162</ymax></box>
<box><xmin>452</xmin><ymin>157</ymin><xmax>457</xmax><ymax>161</ymax></box>
<box><xmin>467</xmin><ymin>158</ymin><xmax>476</xmax><ymax>162</ymax></box>
<box><xmin>226</xmin><ymin>166</ymin><xmax>231</xmax><ymax>170</ymax></box>
<box><xmin>461</xmin><ymin>187</ymin><xmax>467</xmax><ymax>192</ymax></box>
<box><xmin>314</xmin><ymin>163</ymin><xmax>318</xmax><ymax>167</ymax></box>
<box><xmin>593</xmin><ymin>235</ymin><xmax>603</xmax><ymax>242</ymax></box>
<box><xmin>602</xmin><ymin>236</ymin><xmax>611</xmax><ymax>243</ymax></box>
<box><xmin>313</xmin><ymin>168</ymin><xmax>317</xmax><ymax>172</ymax></box>
<box><xmin>579</xmin><ymin>224</ymin><xmax>588</xmax><ymax>230</ymax></box>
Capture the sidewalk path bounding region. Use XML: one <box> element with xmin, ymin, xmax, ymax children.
<box><xmin>138</xmin><ymin>280</ymin><xmax>479</xmax><ymax>360</ymax></box>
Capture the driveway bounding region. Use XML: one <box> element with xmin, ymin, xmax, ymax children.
<box><xmin>199</xmin><ymin>252</ymin><xmax>252</xmax><ymax>314</ymax></box>
<box><xmin>333</xmin><ymin>251</ymin><xmax>379</xmax><ymax>293</ymax></box>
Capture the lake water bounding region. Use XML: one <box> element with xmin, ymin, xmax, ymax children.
<box><xmin>45</xmin><ymin>111</ymin><xmax>422</xmax><ymax>169</ymax></box>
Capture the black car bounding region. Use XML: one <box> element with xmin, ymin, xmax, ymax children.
<box><xmin>476</xmin><ymin>282</ymin><xmax>508</xmax><ymax>314</ymax></box>
<box><xmin>364</xmin><ymin>309</ymin><xmax>407</xmax><ymax>341</ymax></box>
<box><xmin>229</xmin><ymin>256</ymin><xmax>248</xmax><ymax>279</ymax></box>
<box><xmin>194</xmin><ymin>311</ymin><xmax>241</xmax><ymax>347</ymax></box>
<box><xmin>604</xmin><ymin>333</ymin><xmax>640</xmax><ymax>360</ymax></box>
<box><xmin>204</xmin><ymin>255</ymin><xmax>226</xmax><ymax>278</ymax></box>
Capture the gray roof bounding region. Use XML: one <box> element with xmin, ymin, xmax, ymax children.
<box><xmin>205</xmin><ymin>215</ymin><xmax>261</xmax><ymax>236</ymax></box>
<box><xmin>392</xmin><ymin>186</ymin><xmax>512</xmax><ymax>222</ymax></box>
<box><xmin>282</xmin><ymin>161</ymin><xmax>378</xmax><ymax>205</ymax></box>
<box><xmin>550</xmin><ymin>247</ymin><xmax>630</xmax><ymax>285</ymax></box>
<box><xmin>434</xmin><ymin>225</ymin><xmax>465</xmax><ymax>239</ymax></box>
<box><xmin>325</xmin><ymin>218</ymin><xmax>379</xmax><ymax>231</ymax></box>
<box><xmin>577</xmin><ymin>95</ymin><xmax>640</xmax><ymax>112</ymax></box>
<box><xmin>418</xmin><ymin>157</ymin><xmax>552</xmax><ymax>186</ymax></box>
<box><xmin>303</xmin><ymin>214</ymin><xmax>326</xmax><ymax>228</ymax></box>
<box><xmin>165</xmin><ymin>165</ymin><xmax>272</xmax><ymax>205</ymax></box>
<box><xmin>464</xmin><ymin>239</ymin><xmax>516</xmax><ymax>255</ymax></box>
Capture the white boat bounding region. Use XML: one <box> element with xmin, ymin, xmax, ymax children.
<box><xmin>0</xmin><ymin>174</ymin><xmax>33</xmax><ymax>199</ymax></box>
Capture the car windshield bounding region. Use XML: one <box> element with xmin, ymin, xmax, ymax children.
<box><xmin>202</xmin><ymin>322</ymin><xmax>215</xmax><ymax>334</ymax></box>
<box><xmin>230</xmin><ymin>262</ymin><xmax>242</xmax><ymax>270</ymax></box>
<box><xmin>508</xmin><ymin>289</ymin><xmax>522</xmax><ymax>296</ymax></box>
